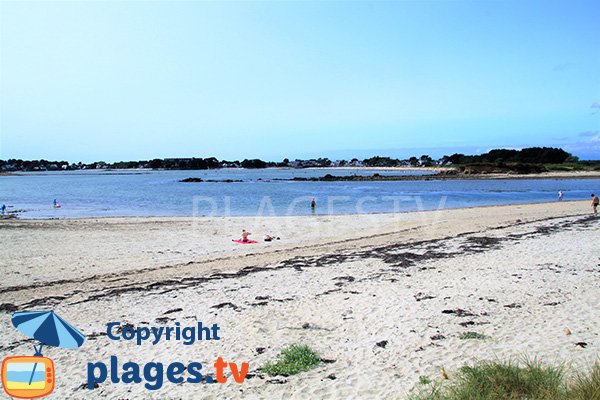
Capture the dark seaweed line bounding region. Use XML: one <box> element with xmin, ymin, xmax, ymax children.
<box><xmin>0</xmin><ymin>211</ymin><xmax>586</xmax><ymax>297</ymax></box>
<box><xmin>3</xmin><ymin>215</ymin><xmax>594</xmax><ymax>312</ymax></box>
<box><xmin>63</xmin><ymin>216</ymin><xmax>599</xmax><ymax>307</ymax></box>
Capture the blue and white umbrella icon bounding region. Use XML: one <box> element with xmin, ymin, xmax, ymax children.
<box><xmin>12</xmin><ymin>310</ymin><xmax>85</xmax><ymax>385</ymax></box>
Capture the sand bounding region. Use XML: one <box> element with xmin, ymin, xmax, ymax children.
<box><xmin>0</xmin><ymin>200</ymin><xmax>598</xmax><ymax>399</ymax></box>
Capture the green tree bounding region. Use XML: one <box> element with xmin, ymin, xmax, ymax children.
<box><xmin>149</xmin><ymin>159</ymin><xmax>163</xmax><ymax>169</ymax></box>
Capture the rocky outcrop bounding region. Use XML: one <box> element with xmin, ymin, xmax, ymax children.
<box><xmin>179</xmin><ymin>177</ymin><xmax>243</xmax><ymax>183</ymax></box>
<box><xmin>179</xmin><ymin>177</ymin><xmax>203</xmax><ymax>182</ymax></box>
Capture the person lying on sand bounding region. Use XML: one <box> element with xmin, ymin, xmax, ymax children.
<box><xmin>264</xmin><ymin>234</ymin><xmax>280</xmax><ymax>242</ymax></box>
<box><xmin>241</xmin><ymin>229</ymin><xmax>252</xmax><ymax>242</ymax></box>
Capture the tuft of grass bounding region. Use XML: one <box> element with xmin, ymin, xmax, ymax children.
<box><xmin>419</xmin><ymin>375</ymin><xmax>432</xmax><ymax>385</ymax></box>
<box><xmin>566</xmin><ymin>363</ymin><xmax>600</xmax><ymax>399</ymax></box>
<box><xmin>458</xmin><ymin>331</ymin><xmax>489</xmax><ymax>340</ymax></box>
<box><xmin>544</xmin><ymin>163</ymin><xmax>585</xmax><ymax>171</ymax></box>
<box><xmin>450</xmin><ymin>360</ymin><xmax>564</xmax><ymax>399</ymax></box>
<box><xmin>409</xmin><ymin>359</ymin><xmax>600</xmax><ymax>400</ymax></box>
<box><xmin>261</xmin><ymin>344</ymin><xmax>320</xmax><ymax>376</ymax></box>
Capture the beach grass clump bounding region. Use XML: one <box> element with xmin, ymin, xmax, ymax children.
<box><xmin>450</xmin><ymin>360</ymin><xmax>564</xmax><ymax>398</ymax></box>
<box><xmin>261</xmin><ymin>344</ymin><xmax>320</xmax><ymax>376</ymax></box>
<box><xmin>409</xmin><ymin>359</ymin><xmax>600</xmax><ymax>400</ymax></box>
<box><xmin>458</xmin><ymin>331</ymin><xmax>489</xmax><ymax>340</ymax></box>
<box><xmin>544</xmin><ymin>163</ymin><xmax>585</xmax><ymax>172</ymax></box>
<box><xmin>566</xmin><ymin>363</ymin><xmax>600</xmax><ymax>399</ymax></box>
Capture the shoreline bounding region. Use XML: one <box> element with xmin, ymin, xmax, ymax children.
<box><xmin>0</xmin><ymin>166</ymin><xmax>448</xmax><ymax>174</ymax></box>
<box><xmin>276</xmin><ymin>171</ymin><xmax>600</xmax><ymax>181</ymax></box>
<box><xmin>1</xmin><ymin>198</ymin><xmax>588</xmax><ymax>222</ymax></box>
<box><xmin>4</xmin><ymin>168</ymin><xmax>600</xmax><ymax>180</ymax></box>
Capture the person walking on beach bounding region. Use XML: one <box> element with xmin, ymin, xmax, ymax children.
<box><xmin>558</xmin><ymin>191</ymin><xmax>564</xmax><ymax>201</ymax></box>
<box><xmin>311</xmin><ymin>197</ymin><xmax>316</xmax><ymax>210</ymax></box>
<box><xmin>592</xmin><ymin>194</ymin><xmax>599</xmax><ymax>217</ymax></box>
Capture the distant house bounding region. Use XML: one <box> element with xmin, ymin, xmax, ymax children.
<box><xmin>164</xmin><ymin>158</ymin><xmax>192</xmax><ymax>162</ymax></box>
<box><xmin>347</xmin><ymin>159</ymin><xmax>363</xmax><ymax>167</ymax></box>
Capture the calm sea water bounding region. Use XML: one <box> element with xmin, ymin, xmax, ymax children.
<box><xmin>1</xmin><ymin>169</ymin><xmax>598</xmax><ymax>219</ymax></box>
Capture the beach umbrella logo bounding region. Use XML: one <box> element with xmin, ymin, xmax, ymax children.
<box><xmin>2</xmin><ymin>310</ymin><xmax>85</xmax><ymax>399</ymax></box>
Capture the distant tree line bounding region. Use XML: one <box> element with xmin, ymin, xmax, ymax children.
<box><xmin>0</xmin><ymin>147</ymin><xmax>580</xmax><ymax>172</ymax></box>
<box><xmin>0</xmin><ymin>157</ymin><xmax>328</xmax><ymax>171</ymax></box>
<box><xmin>444</xmin><ymin>147</ymin><xmax>575</xmax><ymax>165</ymax></box>
<box><xmin>362</xmin><ymin>147</ymin><xmax>574</xmax><ymax>167</ymax></box>
<box><xmin>362</xmin><ymin>155</ymin><xmax>436</xmax><ymax>167</ymax></box>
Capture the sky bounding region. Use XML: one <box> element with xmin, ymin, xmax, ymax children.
<box><xmin>1</xmin><ymin>0</ymin><xmax>599</xmax><ymax>162</ymax></box>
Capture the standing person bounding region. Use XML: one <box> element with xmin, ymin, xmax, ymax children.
<box><xmin>311</xmin><ymin>197</ymin><xmax>316</xmax><ymax>210</ymax></box>
<box><xmin>592</xmin><ymin>194</ymin><xmax>599</xmax><ymax>217</ymax></box>
<box><xmin>0</xmin><ymin>204</ymin><xmax>5</xmax><ymax>215</ymax></box>
<box><xmin>558</xmin><ymin>191</ymin><xmax>564</xmax><ymax>201</ymax></box>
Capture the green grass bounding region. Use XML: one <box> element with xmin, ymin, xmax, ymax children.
<box><xmin>410</xmin><ymin>359</ymin><xmax>600</xmax><ymax>400</ymax></box>
<box><xmin>261</xmin><ymin>344</ymin><xmax>321</xmax><ymax>376</ymax></box>
<box><xmin>543</xmin><ymin>162</ymin><xmax>600</xmax><ymax>172</ymax></box>
<box><xmin>567</xmin><ymin>364</ymin><xmax>600</xmax><ymax>399</ymax></box>
<box><xmin>458</xmin><ymin>331</ymin><xmax>489</xmax><ymax>340</ymax></box>
<box><xmin>419</xmin><ymin>375</ymin><xmax>432</xmax><ymax>385</ymax></box>
<box><xmin>544</xmin><ymin>163</ymin><xmax>586</xmax><ymax>171</ymax></box>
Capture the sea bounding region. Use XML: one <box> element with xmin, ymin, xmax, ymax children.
<box><xmin>1</xmin><ymin>168</ymin><xmax>598</xmax><ymax>219</ymax></box>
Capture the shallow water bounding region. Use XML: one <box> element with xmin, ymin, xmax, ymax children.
<box><xmin>1</xmin><ymin>169</ymin><xmax>598</xmax><ymax>219</ymax></box>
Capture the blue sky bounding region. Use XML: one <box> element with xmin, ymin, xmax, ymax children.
<box><xmin>1</xmin><ymin>0</ymin><xmax>599</xmax><ymax>162</ymax></box>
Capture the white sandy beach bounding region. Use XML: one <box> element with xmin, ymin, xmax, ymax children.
<box><xmin>0</xmin><ymin>201</ymin><xmax>598</xmax><ymax>399</ymax></box>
